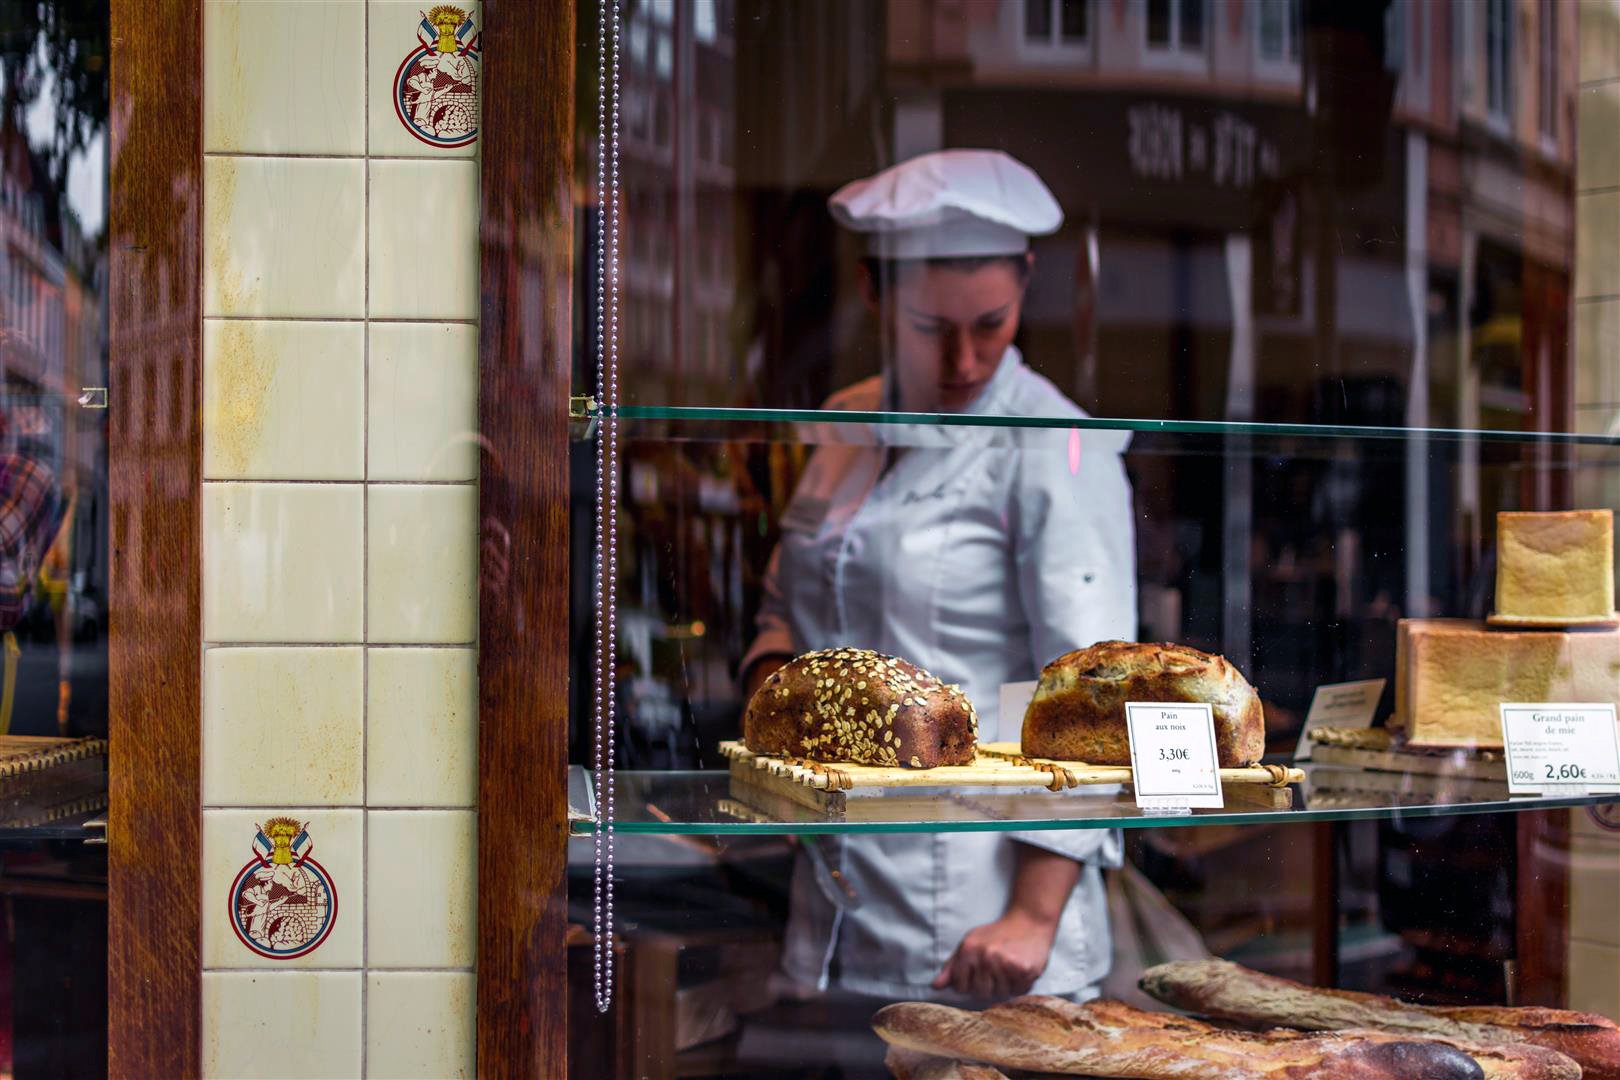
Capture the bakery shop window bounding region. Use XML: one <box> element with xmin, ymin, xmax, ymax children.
<box><xmin>565</xmin><ymin>1</ymin><xmax>1618</xmax><ymax>1077</ymax></box>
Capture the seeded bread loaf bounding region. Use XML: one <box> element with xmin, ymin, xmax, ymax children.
<box><xmin>743</xmin><ymin>648</ymin><xmax>977</xmax><ymax>768</ymax></box>
<box><xmin>1021</xmin><ymin>641</ymin><xmax>1265</xmax><ymax>767</ymax></box>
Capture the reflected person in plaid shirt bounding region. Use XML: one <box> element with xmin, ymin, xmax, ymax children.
<box><xmin>0</xmin><ymin>412</ymin><xmax>67</xmax><ymax>733</ymax></box>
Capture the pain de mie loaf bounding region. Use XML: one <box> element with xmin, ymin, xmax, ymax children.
<box><xmin>1392</xmin><ymin>619</ymin><xmax>1620</xmax><ymax>749</ymax></box>
<box><xmin>743</xmin><ymin>648</ymin><xmax>977</xmax><ymax>768</ymax></box>
<box><xmin>1495</xmin><ymin>510</ymin><xmax>1615</xmax><ymax>623</ymax></box>
<box><xmin>1021</xmin><ymin>641</ymin><xmax>1265</xmax><ymax>767</ymax></box>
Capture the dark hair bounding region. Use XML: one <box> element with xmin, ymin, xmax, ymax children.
<box><xmin>860</xmin><ymin>254</ymin><xmax>1030</xmax><ymax>298</ymax></box>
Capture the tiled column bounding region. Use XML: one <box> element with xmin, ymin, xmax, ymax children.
<box><xmin>1570</xmin><ymin>0</ymin><xmax>1620</xmax><ymax>1018</ymax></box>
<box><xmin>200</xmin><ymin>3</ymin><xmax>480</xmax><ymax>1077</ymax></box>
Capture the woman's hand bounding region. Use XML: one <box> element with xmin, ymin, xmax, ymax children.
<box><xmin>932</xmin><ymin>842</ymin><xmax>1082</xmax><ymax>1000</ymax></box>
<box><xmin>931</xmin><ymin>908</ymin><xmax>1059</xmax><ymax>1000</ymax></box>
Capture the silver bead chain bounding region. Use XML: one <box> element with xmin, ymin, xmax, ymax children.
<box><xmin>593</xmin><ymin>0</ymin><xmax>622</xmax><ymax>1015</ymax></box>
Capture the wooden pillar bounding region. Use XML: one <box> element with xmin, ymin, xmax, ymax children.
<box><xmin>478</xmin><ymin>1</ymin><xmax>577</xmax><ymax>1074</ymax></box>
<box><xmin>107</xmin><ymin>0</ymin><xmax>204</xmax><ymax>1075</ymax></box>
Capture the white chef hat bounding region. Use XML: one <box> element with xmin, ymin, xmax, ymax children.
<box><xmin>828</xmin><ymin>149</ymin><xmax>1063</xmax><ymax>260</ymax></box>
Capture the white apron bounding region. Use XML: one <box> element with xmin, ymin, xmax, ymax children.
<box><xmin>742</xmin><ymin>347</ymin><xmax>1138</xmax><ymax>1000</ymax></box>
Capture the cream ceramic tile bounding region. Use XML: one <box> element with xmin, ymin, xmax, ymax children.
<box><xmin>1569</xmin><ymin>940</ymin><xmax>1620</xmax><ymax>1019</ymax></box>
<box><xmin>204</xmin><ymin>1</ymin><xmax>365</xmax><ymax>155</ymax></box>
<box><xmin>204</xmin><ymin>320</ymin><xmax>365</xmax><ymax>481</ymax></box>
<box><xmin>368</xmin><ymin>160</ymin><xmax>479</xmax><ymax>320</ymax></box>
<box><xmin>1583</xmin><ymin>1</ymin><xmax>1620</xmax><ymax>84</ymax></box>
<box><xmin>202</xmin><ymin>808</ymin><xmax>362</xmax><ymax>969</ymax></box>
<box><xmin>367</xmin><ymin>0</ymin><xmax>481</xmax><ymax>157</ymax></box>
<box><xmin>1581</xmin><ymin>83</ymin><xmax>1620</xmax><ymax>193</ymax></box>
<box><xmin>205</xmin><ymin>156</ymin><xmax>365</xmax><ymax>318</ymax></box>
<box><xmin>1575</xmin><ymin>299</ymin><xmax>1620</xmax><ymax>405</ymax></box>
<box><xmin>367</xmin><ymin>485</ymin><xmax>478</xmax><ymax>644</ymax></box>
<box><xmin>1577</xmin><ymin>191</ymin><xmax>1620</xmax><ymax>299</ymax></box>
<box><xmin>366</xmin><ymin>972</ymin><xmax>475</xmax><ymax>1078</ymax></box>
<box><xmin>204</xmin><ymin>971</ymin><xmax>362</xmax><ymax>1079</ymax></box>
<box><xmin>369</xmin><ymin>323</ymin><xmax>479</xmax><ymax>482</ymax></box>
<box><xmin>1571</xmin><ymin>835</ymin><xmax>1620</xmax><ymax>948</ymax></box>
<box><xmin>203</xmin><ymin>483</ymin><xmax>364</xmax><ymax>643</ymax></box>
<box><xmin>204</xmin><ymin>648</ymin><xmax>363</xmax><ymax>806</ymax></box>
<box><xmin>367</xmin><ymin>648</ymin><xmax>477</xmax><ymax>806</ymax></box>
<box><xmin>367</xmin><ymin>810</ymin><xmax>476</xmax><ymax>967</ymax></box>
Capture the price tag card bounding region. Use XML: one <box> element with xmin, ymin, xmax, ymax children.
<box><xmin>1499</xmin><ymin>703</ymin><xmax>1620</xmax><ymax>795</ymax></box>
<box><xmin>1125</xmin><ymin>702</ymin><xmax>1225</xmax><ymax>810</ymax></box>
<box><xmin>1294</xmin><ymin>678</ymin><xmax>1386</xmax><ymax>760</ymax></box>
<box><xmin>998</xmin><ymin>681</ymin><xmax>1038</xmax><ymax>743</ymax></box>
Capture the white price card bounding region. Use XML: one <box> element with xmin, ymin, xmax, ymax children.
<box><xmin>1294</xmin><ymin>678</ymin><xmax>1386</xmax><ymax>760</ymax></box>
<box><xmin>1125</xmin><ymin>702</ymin><xmax>1225</xmax><ymax>810</ymax></box>
<box><xmin>1499</xmin><ymin>703</ymin><xmax>1620</xmax><ymax>795</ymax></box>
<box><xmin>998</xmin><ymin>681</ymin><xmax>1038</xmax><ymax>743</ymax></box>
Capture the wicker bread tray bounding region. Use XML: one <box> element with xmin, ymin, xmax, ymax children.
<box><xmin>719</xmin><ymin>740</ymin><xmax>1301</xmax><ymax>814</ymax></box>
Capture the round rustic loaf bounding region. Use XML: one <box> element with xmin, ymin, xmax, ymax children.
<box><xmin>1021</xmin><ymin>640</ymin><xmax>1264</xmax><ymax>767</ymax></box>
<box><xmin>743</xmin><ymin>648</ymin><xmax>978</xmax><ymax>768</ymax></box>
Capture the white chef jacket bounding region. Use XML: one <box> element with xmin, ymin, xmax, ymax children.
<box><xmin>741</xmin><ymin>346</ymin><xmax>1138</xmax><ymax>1001</ymax></box>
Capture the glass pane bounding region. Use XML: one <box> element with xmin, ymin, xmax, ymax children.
<box><xmin>1259</xmin><ymin>0</ymin><xmax>1286</xmax><ymax>60</ymax></box>
<box><xmin>1024</xmin><ymin>0</ymin><xmax>1051</xmax><ymax>41</ymax></box>
<box><xmin>1059</xmin><ymin>0</ymin><xmax>1088</xmax><ymax>42</ymax></box>
<box><xmin>1179</xmin><ymin>0</ymin><xmax>1205</xmax><ymax>49</ymax></box>
<box><xmin>1146</xmin><ymin>0</ymin><xmax>1171</xmax><ymax>46</ymax></box>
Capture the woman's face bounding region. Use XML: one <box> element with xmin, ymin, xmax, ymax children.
<box><xmin>866</xmin><ymin>256</ymin><xmax>1030</xmax><ymax>412</ymax></box>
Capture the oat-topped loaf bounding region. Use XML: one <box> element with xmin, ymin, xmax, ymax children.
<box><xmin>1022</xmin><ymin>640</ymin><xmax>1264</xmax><ymax>767</ymax></box>
<box><xmin>743</xmin><ymin>648</ymin><xmax>978</xmax><ymax>768</ymax></box>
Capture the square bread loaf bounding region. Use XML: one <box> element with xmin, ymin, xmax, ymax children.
<box><xmin>1495</xmin><ymin>510</ymin><xmax>1615</xmax><ymax>622</ymax></box>
<box><xmin>1392</xmin><ymin>618</ymin><xmax>1620</xmax><ymax>748</ymax></box>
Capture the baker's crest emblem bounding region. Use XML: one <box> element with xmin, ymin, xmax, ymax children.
<box><xmin>228</xmin><ymin>817</ymin><xmax>338</xmax><ymax>960</ymax></box>
<box><xmin>394</xmin><ymin>5</ymin><xmax>481</xmax><ymax>148</ymax></box>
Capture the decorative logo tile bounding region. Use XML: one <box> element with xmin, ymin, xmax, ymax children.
<box><xmin>229</xmin><ymin>817</ymin><xmax>338</xmax><ymax>960</ymax></box>
<box><xmin>393</xmin><ymin>5</ymin><xmax>480</xmax><ymax>148</ymax></box>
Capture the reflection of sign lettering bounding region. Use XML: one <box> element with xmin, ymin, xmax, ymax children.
<box><xmin>1127</xmin><ymin>105</ymin><xmax>1184</xmax><ymax>180</ymax></box>
<box><xmin>1127</xmin><ymin>104</ymin><xmax>1280</xmax><ymax>191</ymax></box>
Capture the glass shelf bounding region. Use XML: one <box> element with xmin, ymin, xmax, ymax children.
<box><xmin>578</xmin><ymin>402</ymin><xmax>1620</xmax><ymax>448</ymax></box>
<box><xmin>566</xmin><ymin>765</ymin><xmax>1620</xmax><ymax>836</ymax></box>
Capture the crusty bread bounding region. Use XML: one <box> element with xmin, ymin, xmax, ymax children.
<box><xmin>743</xmin><ymin>648</ymin><xmax>977</xmax><ymax>768</ymax></box>
<box><xmin>1140</xmin><ymin>959</ymin><xmax>1620</xmax><ymax>1080</ymax></box>
<box><xmin>1021</xmin><ymin>641</ymin><xmax>1265</xmax><ymax>767</ymax></box>
<box><xmin>871</xmin><ymin>996</ymin><xmax>1578</xmax><ymax>1079</ymax></box>
<box><xmin>884</xmin><ymin>1048</ymin><xmax>1010</xmax><ymax>1080</ymax></box>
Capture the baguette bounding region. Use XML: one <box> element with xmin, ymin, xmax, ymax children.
<box><xmin>872</xmin><ymin>996</ymin><xmax>1580</xmax><ymax>1079</ymax></box>
<box><xmin>1140</xmin><ymin>959</ymin><xmax>1620</xmax><ymax>1080</ymax></box>
<box><xmin>884</xmin><ymin>1048</ymin><xmax>1011</xmax><ymax>1080</ymax></box>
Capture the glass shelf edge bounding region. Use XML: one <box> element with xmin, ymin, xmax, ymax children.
<box><xmin>565</xmin><ymin>771</ymin><xmax>1620</xmax><ymax>837</ymax></box>
<box><xmin>578</xmin><ymin>404</ymin><xmax>1620</xmax><ymax>447</ymax></box>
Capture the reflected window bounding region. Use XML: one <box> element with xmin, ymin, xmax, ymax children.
<box><xmin>1539</xmin><ymin>0</ymin><xmax>1557</xmax><ymax>140</ymax></box>
<box><xmin>1257</xmin><ymin>0</ymin><xmax>1299</xmax><ymax>63</ymax></box>
<box><xmin>1487</xmin><ymin>0</ymin><xmax>1512</xmax><ymax>120</ymax></box>
<box><xmin>1024</xmin><ymin>0</ymin><xmax>1089</xmax><ymax>45</ymax></box>
<box><xmin>1147</xmin><ymin>0</ymin><xmax>1205</xmax><ymax>54</ymax></box>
